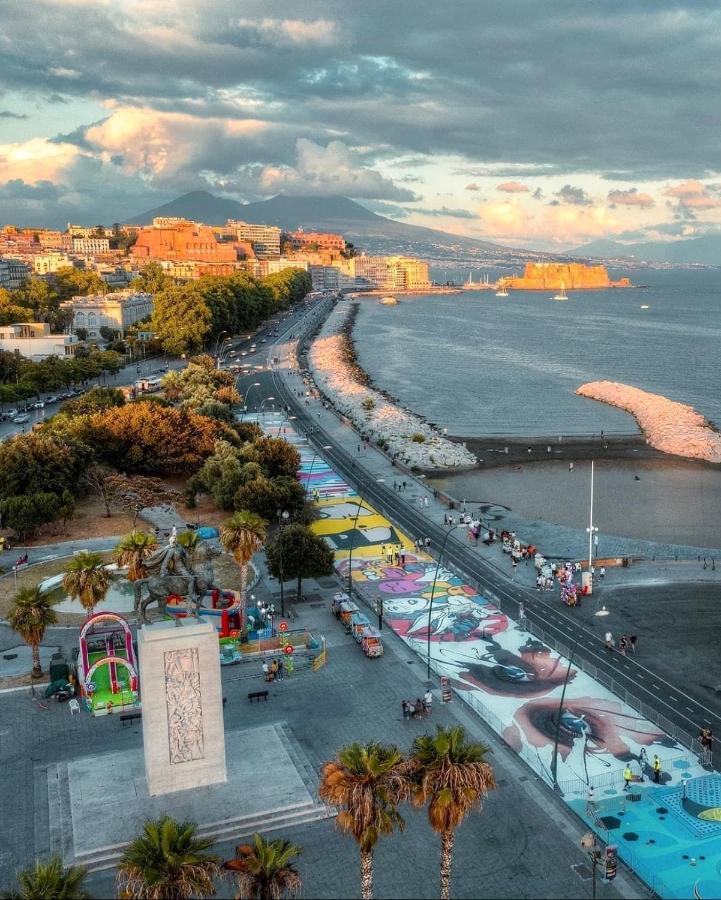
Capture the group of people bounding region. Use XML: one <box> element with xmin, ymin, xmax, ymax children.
<box><xmin>604</xmin><ymin>632</ymin><xmax>637</xmax><ymax>655</ymax></box>
<box><xmin>262</xmin><ymin>658</ymin><xmax>284</xmax><ymax>682</ymax></box>
<box><xmin>413</xmin><ymin>537</ymin><xmax>432</xmax><ymax>553</ymax></box>
<box><xmin>699</xmin><ymin>726</ymin><xmax>714</xmax><ymax>764</ymax></box>
<box><xmin>381</xmin><ymin>544</ymin><xmax>406</xmax><ymax>567</ymax></box>
<box><xmin>623</xmin><ymin>748</ymin><xmax>664</xmax><ymax>788</ymax></box>
<box><xmin>402</xmin><ymin>691</ymin><xmax>433</xmax><ymax>720</ymax></box>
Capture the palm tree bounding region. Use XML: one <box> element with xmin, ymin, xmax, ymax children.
<box><xmin>408</xmin><ymin>726</ymin><xmax>496</xmax><ymax>900</ymax></box>
<box><xmin>318</xmin><ymin>742</ymin><xmax>408</xmax><ymax>899</ymax></box>
<box><xmin>114</xmin><ymin>531</ymin><xmax>158</xmax><ymax>613</ymax></box>
<box><xmin>7</xmin><ymin>587</ymin><xmax>58</xmax><ymax>678</ymax></box>
<box><xmin>116</xmin><ymin>816</ymin><xmax>219</xmax><ymax>900</ymax></box>
<box><xmin>1</xmin><ymin>854</ymin><xmax>90</xmax><ymax>899</ymax></box>
<box><xmin>223</xmin><ymin>833</ymin><xmax>302</xmax><ymax>900</ymax></box>
<box><xmin>220</xmin><ymin>510</ymin><xmax>267</xmax><ymax>607</ymax></box>
<box><xmin>176</xmin><ymin>530</ymin><xmax>200</xmax><ymax>559</ymax></box>
<box><xmin>62</xmin><ymin>551</ymin><xmax>113</xmax><ymax>617</ymax></box>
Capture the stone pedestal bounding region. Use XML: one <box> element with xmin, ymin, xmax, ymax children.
<box><xmin>138</xmin><ymin>619</ymin><xmax>227</xmax><ymax>796</ymax></box>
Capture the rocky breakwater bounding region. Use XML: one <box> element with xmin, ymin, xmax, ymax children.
<box><xmin>309</xmin><ymin>304</ymin><xmax>476</xmax><ymax>469</ymax></box>
<box><xmin>577</xmin><ymin>380</ymin><xmax>721</xmax><ymax>463</ymax></box>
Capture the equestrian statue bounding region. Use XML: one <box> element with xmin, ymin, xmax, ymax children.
<box><xmin>135</xmin><ymin>534</ymin><xmax>218</xmax><ymax>623</ymax></box>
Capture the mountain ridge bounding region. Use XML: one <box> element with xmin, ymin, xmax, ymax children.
<box><xmin>572</xmin><ymin>236</ymin><xmax>721</xmax><ymax>266</ymax></box>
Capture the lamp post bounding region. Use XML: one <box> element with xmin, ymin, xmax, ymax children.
<box><xmin>216</xmin><ymin>338</ymin><xmax>234</xmax><ymax>371</ymax></box>
<box><xmin>426</xmin><ymin>524</ymin><xmax>460</xmax><ymax>678</ymax></box>
<box><xmin>346</xmin><ymin>479</ymin><xmax>385</xmax><ymax>620</ymax></box>
<box><xmin>240</xmin><ymin>381</ymin><xmax>261</xmax><ymax>420</ymax></box>
<box><xmin>256</xmin><ymin>396</ymin><xmax>275</xmax><ymax>423</ymax></box>
<box><xmin>213</xmin><ymin>331</ymin><xmax>230</xmax><ymax>366</ymax></box>
<box><xmin>586</xmin><ymin>460</ymin><xmax>599</xmax><ymax>591</ymax></box>
<box><xmin>581</xmin><ymin>832</ymin><xmax>603</xmax><ymax>899</ymax></box>
<box><xmin>276</xmin><ymin>509</ymin><xmax>290</xmax><ymax>617</ymax></box>
<box><xmin>305</xmin><ymin>446</ymin><xmax>333</xmax><ymax>497</ymax></box>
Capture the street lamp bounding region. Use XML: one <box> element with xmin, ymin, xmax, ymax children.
<box><xmin>216</xmin><ymin>338</ymin><xmax>234</xmax><ymax>370</ymax></box>
<box><xmin>256</xmin><ymin>396</ymin><xmax>275</xmax><ymax>423</ymax></box>
<box><xmin>276</xmin><ymin>509</ymin><xmax>290</xmax><ymax>617</ymax></box>
<box><xmin>346</xmin><ymin>479</ymin><xmax>385</xmax><ymax>622</ymax></box>
<box><xmin>426</xmin><ymin>524</ymin><xmax>460</xmax><ymax>678</ymax></box>
<box><xmin>586</xmin><ymin>460</ymin><xmax>599</xmax><ymax>592</ymax></box>
<box><xmin>305</xmin><ymin>446</ymin><xmax>333</xmax><ymax>497</ymax></box>
<box><xmin>581</xmin><ymin>832</ymin><xmax>603</xmax><ymax>899</ymax></box>
<box><xmin>212</xmin><ymin>330</ymin><xmax>229</xmax><ymax>358</ymax></box>
<box><xmin>240</xmin><ymin>382</ymin><xmax>262</xmax><ymax>420</ymax></box>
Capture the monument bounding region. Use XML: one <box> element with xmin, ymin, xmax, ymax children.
<box><xmin>138</xmin><ymin>618</ymin><xmax>227</xmax><ymax>796</ymax></box>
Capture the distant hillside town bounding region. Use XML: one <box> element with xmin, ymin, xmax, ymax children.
<box><xmin>0</xmin><ymin>217</ymin><xmax>431</xmax><ymax>360</ymax></box>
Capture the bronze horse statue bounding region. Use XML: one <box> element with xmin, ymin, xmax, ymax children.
<box><xmin>135</xmin><ymin>540</ymin><xmax>218</xmax><ymax>623</ymax></box>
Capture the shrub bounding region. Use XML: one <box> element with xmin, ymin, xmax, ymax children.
<box><xmin>411</xmin><ymin>432</ymin><xmax>426</xmax><ymax>443</ymax></box>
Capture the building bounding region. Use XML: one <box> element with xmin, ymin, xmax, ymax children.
<box><xmin>33</xmin><ymin>252</ymin><xmax>74</xmax><ymax>275</ymax></box>
<box><xmin>224</xmin><ymin>221</ymin><xmax>281</xmax><ymax>258</ymax></box>
<box><xmin>0</xmin><ymin>257</ymin><xmax>31</xmax><ymax>289</ymax></box>
<box><xmin>266</xmin><ymin>258</ymin><xmax>309</xmax><ymax>275</ymax></box>
<box><xmin>287</xmin><ymin>230</ymin><xmax>346</xmax><ymax>253</ymax></box>
<box><xmin>67</xmin><ymin>236</ymin><xmax>111</xmax><ymax>255</ymax></box>
<box><xmin>60</xmin><ymin>291</ymin><xmax>153</xmax><ymax>338</ymax></box>
<box><xmin>345</xmin><ymin>255</ymin><xmax>431</xmax><ymax>290</ymax></box>
<box><xmin>131</xmin><ymin>221</ymin><xmax>237</xmax><ymax>264</ymax></box>
<box><xmin>0</xmin><ymin>322</ymin><xmax>79</xmax><ymax>360</ymax></box>
<box><xmin>157</xmin><ymin>259</ymin><xmax>239</xmax><ymax>280</ymax></box>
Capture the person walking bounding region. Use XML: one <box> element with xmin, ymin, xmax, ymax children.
<box><xmin>604</xmin><ymin>631</ymin><xmax>614</xmax><ymax>651</ymax></box>
<box><xmin>653</xmin><ymin>754</ymin><xmax>662</xmax><ymax>783</ymax></box>
<box><xmin>630</xmin><ymin>633</ymin><xmax>637</xmax><ymax>653</ymax></box>
<box><xmin>600</xmin><ymin>566</ymin><xmax>606</xmax><ymax>579</ymax></box>
<box><xmin>423</xmin><ymin>689</ymin><xmax>433</xmax><ymax>715</ymax></box>
<box><xmin>639</xmin><ymin>746</ymin><xmax>648</xmax><ymax>775</ymax></box>
<box><xmin>623</xmin><ymin>764</ymin><xmax>633</xmax><ymax>791</ymax></box>
<box><xmin>277</xmin><ymin>658</ymin><xmax>284</xmax><ymax>681</ymax></box>
<box><xmin>423</xmin><ymin>496</ymin><xmax>429</xmax><ymax>508</ymax></box>
<box><xmin>619</xmin><ymin>634</ymin><xmax>627</xmax><ymax>656</ymax></box>
<box><xmin>424</xmin><ymin>537</ymin><xmax>431</xmax><ymax>550</ymax></box>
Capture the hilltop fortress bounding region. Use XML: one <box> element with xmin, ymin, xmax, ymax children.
<box><xmin>499</xmin><ymin>262</ymin><xmax>631</xmax><ymax>290</ymax></box>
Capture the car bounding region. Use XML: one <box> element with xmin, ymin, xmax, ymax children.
<box><xmin>5</xmin><ymin>409</ymin><xmax>18</xmax><ymax>419</ymax></box>
<box><xmin>240</xmin><ymin>351</ymin><xmax>247</xmax><ymax>356</ymax></box>
<box><xmin>12</xmin><ymin>414</ymin><xmax>30</xmax><ymax>424</ymax></box>
<box><xmin>33</xmin><ymin>401</ymin><xmax>45</xmax><ymax>410</ymax></box>
<box><xmin>45</xmin><ymin>395</ymin><xmax>58</xmax><ymax>404</ymax></box>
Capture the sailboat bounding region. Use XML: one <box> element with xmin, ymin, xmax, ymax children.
<box><xmin>551</xmin><ymin>281</ymin><xmax>569</xmax><ymax>301</ymax></box>
<box><xmin>495</xmin><ymin>281</ymin><xmax>509</xmax><ymax>297</ymax></box>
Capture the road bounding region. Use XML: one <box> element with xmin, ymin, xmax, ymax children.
<box><xmin>235</xmin><ymin>298</ymin><xmax>719</xmax><ymax>767</ymax></box>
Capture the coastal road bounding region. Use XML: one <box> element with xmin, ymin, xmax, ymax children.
<box><xmin>243</xmin><ymin>300</ymin><xmax>721</xmax><ymax>769</ymax></box>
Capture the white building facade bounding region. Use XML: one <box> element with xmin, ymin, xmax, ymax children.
<box><xmin>61</xmin><ymin>291</ymin><xmax>153</xmax><ymax>338</ymax></box>
<box><xmin>0</xmin><ymin>323</ymin><xmax>79</xmax><ymax>360</ymax></box>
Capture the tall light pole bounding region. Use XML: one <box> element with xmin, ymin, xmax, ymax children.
<box><xmin>256</xmin><ymin>396</ymin><xmax>276</xmax><ymax>423</ymax></box>
<box><xmin>581</xmin><ymin>833</ymin><xmax>603</xmax><ymax>899</ymax></box>
<box><xmin>276</xmin><ymin>509</ymin><xmax>290</xmax><ymax>617</ymax></box>
<box><xmin>304</xmin><ymin>446</ymin><xmax>333</xmax><ymax>497</ymax></box>
<box><xmin>346</xmin><ymin>479</ymin><xmax>385</xmax><ymax>620</ymax></box>
<box><xmin>216</xmin><ymin>339</ymin><xmax>234</xmax><ymax>370</ymax></box>
<box><xmin>426</xmin><ymin>524</ymin><xmax>460</xmax><ymax>678</ymax></box>
<box><xmin>586</xmin><ymin>460</ymin><xmax>599</xmax><ymax>593</ymax></box>
<box><xmin>240</xmin><ymin>381</ymin><xmax>261</xmax><ymax>420</ymax></box>
<box><xmin>213</xmin><ymin>330</ymin><xmax>229</xmax><ymax>359</ymax></box>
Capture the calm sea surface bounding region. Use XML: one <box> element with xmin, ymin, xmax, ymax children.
<box><xmin>352</xmin><ymin>268</ymin><xmax>721</xmax><ymax>546</ymax></box>
<box><xmin>353</xmin><ymin>268</ymin><xmax>721</xmax><ymax>437</ymax></box>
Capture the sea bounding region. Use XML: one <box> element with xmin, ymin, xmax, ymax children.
<box><xmin>352</xmin><ymin>267</ymin><xmax>721</xmax><ymax>547</ymax></box>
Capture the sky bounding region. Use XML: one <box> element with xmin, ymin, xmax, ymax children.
<box><xmin>1</xmin><ymin>0</ymin><xmax>721</xmax><ymax>250</ymax></box>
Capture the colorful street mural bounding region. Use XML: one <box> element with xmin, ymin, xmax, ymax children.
<box><xmin>262</xmin><ymin>414</ymin><xmax>721</xmax><ymax>898</ymax></box>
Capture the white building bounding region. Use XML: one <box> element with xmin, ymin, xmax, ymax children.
<box><xmin>60</xmin><ymin>291</ymin><xmax>153</xmax><ymax>338</ymax></box>
<box><xmin>70</xmin><ymin>236</ymin><xmax>110</xmax><ymax>255</ymax></box>
<box><xmin>266</xmin><ymin>258</ymin><xmax>309</xmax><ymax>275</ymax></box>
<box><xmin>225</xmin><ymin>221</ymin><xmax>281</xmax><ymax>258</ymax></box>
<box><xmin>0</xmin><ymin>257</ymin><xmax>31</xmax><ymax>290</ymax></box>
<box><xmin>33</xmin><ymin>252</ymin><xmax>74</xmax><ymax>275</ymax></box>
<box><xmin>0</xmin><ymin>322</ymin><xmax>79</xmax><ymax>360</ymax></box>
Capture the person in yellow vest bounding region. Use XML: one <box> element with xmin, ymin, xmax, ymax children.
<box><xmin>653</xmin><ymin>754</ymin><xmax>662</xmax><ymax>783</ymax></box>
<box><xmin>623</xmin><ymin>764</ymin><xmax>633</xmax><ymax>791</ymax></box>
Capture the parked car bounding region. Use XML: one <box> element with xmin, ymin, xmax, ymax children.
<box><xmin>32</xmin><ymin>400</ymin><xmax>45</xmax><ymax>410</ymax></box>
<box><xmin>12</xmin><ymin>413</ymin><xmax>30</xmax><ymax>424</ymax></box>
<box><xmin>5</xmin><ymin>409</ymin><xmax>18</xmax><ymax>419</ymax></box>
<box><xmin>45</xmin><ymin>395</ymin><xmax>58</xmax><ymax>404</ymax></box>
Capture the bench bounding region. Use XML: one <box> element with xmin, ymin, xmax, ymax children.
<box><xmin>120</xmin><ymin>711</ymin><xmax>142</xmax><ymax>726</ymax></box>
<box><xmin>248</xmin><ymin>690</ymin><xmax>269</xmax><ymax>703</ymax></box>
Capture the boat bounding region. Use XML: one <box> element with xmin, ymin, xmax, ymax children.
<box><xmin>551</xmin><ymin>282</ymin><xmax>569</xmax><ymax>301</ymax></box>
<box><xmin>640</xmin><ymin>304</ymin><xmax>650</xmax><ymax>309</ymax></box>
<box><xmin>379</xmin><ymin>296</ymin><xmax>399</xmax><ymax>306</ymax></box>
<box><xmin>495</xmin><ymin>287</ymin><xmax>509</xmax><ymax>297</ymax></box>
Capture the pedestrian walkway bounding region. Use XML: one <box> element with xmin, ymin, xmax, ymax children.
<box><xmin>260</xmin><ymin>406</ymin><xmax>721</xmax><ymax>899</ymax></box>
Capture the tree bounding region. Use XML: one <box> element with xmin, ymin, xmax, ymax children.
<box><xmin>265</xmin><ymin>524</ymin><xmax>334</xmax><ymax>602</ymax></box>
<box><xmin>408</xmin><ymin>726</ymin><xmax>496</xmax><ymax>900</ymax></box>
<box><xmin>249</xmin><ymin>436</ymin><xmax>301</xmax><ymax>479</ymax></box>
<box><xmin>130</xmin><ymin>261</ymin><xmax>169</xmax><ymax>294</ymax></box>
<box><xmin>62</xmin><ymin>551</ymin><xmax>112</xmax><ymax>617</ymax></box>
<box><xmin>0</xmin><ymin>493</ymin><xmax>62</xmax><ymax>540</ymax></box>
<box><xmin>318</xmin><ymin>743</ymin><xmax>408</xmax><ymax>900</ymax></box>
<box><xmin>74</xmin><ymin>327</ymin><xmax>88</xmax><ymax>342</ymax></box>
<box><xmin>114</xmin><ymin>531</ymin><xmax>159</xmax><ymax>612</ymax></box>
<box><xmin>220</xmin><ymin>510</ymin><xmax>267</xmax><ymax>606</ymax></box>
<box><xmin>2</xmin><ymin>855</ymin><xmax>90</xmax><ymax>899</ymax></box>
<box><xmin>116</xmin><ymin>816</ymin><xmax>219</xmax><ymax>900</ymax></box>
<box><xmin>60</xmin><ymin>386</ymin><xmax>125</xmax><ymax>417</ymax></box>
<box><xmin>52</xmin><ymin>267</ymin><xmax>106</xmax><ymax>302</ymax></box>
<box><xmin>8</xmin><ymin>587</ymin><xmax>58</xmax><ymax>678</ymax></box>
<box><xmin>104</xmin><ymin>474</ymin><xmax>182</xmax><ymax>527</ymax></box>
<box><xmin>150</xmin><ymin>283</ymin><xmax>212</xmax><ymax>356</ymax></box>
<box><xmin>223</xmin><ymin>833</ymin><xmax>302</xmax><ymax>900</ymax></box>
<box><xmin>80</xmin><ymin>464</ymin><xmax>114</xmax><ymax>517</ymax></box>
<box><xmin>233</xmin><ymin>476</ymin><xmax>305</xmax><ymax>521</ymax></box>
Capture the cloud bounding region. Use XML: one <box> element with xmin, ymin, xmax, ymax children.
<box><xmin>465</xmin><ymin>182</ymin><xmax>480</xmax><ymax>191</ymax></box>
<box><xmin>607</xmin><ymin>188</ymin><xmax>654</xmax><ymax>208</ymax></box>
<box><xmin>477</xmin><ymin>198</ymin><xmax>625</xmax><ymax>245</ymax></box>
<box><xmin>532</xmin><ymin>187</ymin><xmax>544</xmax><ymax>200</ymax></box>
<box><xmin>259</xmin><ymin>138</ymin><xmax>417</xmax><ymax>201</ymax></box>
<box><xmin>0</xmin><ymin>137</ymin><xmax>82</xmax><ymax>183</ymax></box>
<box><xmin>0</xmin><ymin>111</ymin><xmax>28</xmax><ymax>120</ymax></box>
<box><xmin>414</xmin><ymin>206</ymin><xmax>476</xmax><ymax>219</ymax></box>
<box><xmin>554</xmin><ymin>184</ymin><xmax>593</xmax><ymax>206</ymax></box>
<box><xmin>496</xmin><ymin>180</ymin><xmax>529</xmax><ymax>193</ymax></box>
<box><xmin>664</xmin><ymin>179</ymin><xmax>721</xmax><ymax>210</ymax></box>
<box><xmin>231</xmin><ymin>17</ymin><xmax>340</xmax><ymax>47</ymax></box>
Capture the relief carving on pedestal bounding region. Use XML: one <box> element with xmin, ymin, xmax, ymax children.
<box><xmin>164</xmin><ymin>647</ymin><xmax>205</xmax><ymax>764</ymax></box>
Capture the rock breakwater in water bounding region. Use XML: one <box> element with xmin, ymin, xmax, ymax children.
<box><xmin>577</xmin><ymin>380</ymin><xmax>721</xmax><ymax>463</ymax></box>
<box><xmin>309</xmin><ymin>304</ymin><xmax>476</xmax><ymax>469</ymax></box>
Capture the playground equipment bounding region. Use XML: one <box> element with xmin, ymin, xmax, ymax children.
<box><xmin>77</xmin><ymin>612</ymin><xmax>139</xmax><ymax>716</ymax></box>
